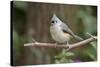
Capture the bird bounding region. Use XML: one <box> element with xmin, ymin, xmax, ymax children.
<box><xmin>50</xmin><ymin>14</ymin><xmax>83</xmax><ymax>46</ymax></box>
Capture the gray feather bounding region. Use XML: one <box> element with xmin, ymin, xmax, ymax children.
<box><xmin>60</xmin><ymin>23</ymin><xmax>83</xmax><ymax>41</ymax></box>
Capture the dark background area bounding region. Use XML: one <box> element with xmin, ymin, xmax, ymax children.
<box><xmin>11</xmin><ymin>1</ymin><xmax>97</xmax><ymax>66</ymax></box>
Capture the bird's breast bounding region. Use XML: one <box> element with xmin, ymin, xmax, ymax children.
<box><xmin>50</xmin><ymin>25</ymin><xmax>71</xmax><ymax>43</ymax></box>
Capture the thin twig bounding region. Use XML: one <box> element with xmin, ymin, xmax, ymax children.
<box><xmin>67</xmin><ymin>36</ymin><xmax>97</xmax><ymax>51</ymax></box>
<box><xmin>24</xmin><ymin>35</ymin><xmax>97</xmax><ymax>51</ymax></box>
<box><xmin>86</xmin><ymin>32</ymin><xmax>97</xmax><ymax>39</ymax></box>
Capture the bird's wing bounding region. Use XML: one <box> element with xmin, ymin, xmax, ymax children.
<box><xmin>60</xmin><ymin>23</ymin><xmax>74</xmax><ymax>36</ymax></box>
<box><xmin>60</xmin><ymin>23</ymin><xmax>83</xmax><ymax>41</ymax></box>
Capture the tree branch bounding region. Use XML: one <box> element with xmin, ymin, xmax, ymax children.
<box><xmin>66</xmin><ymin>36</ymin><xmax>97</xmax><ymax>51</ymax></box>
<box><xmin>24</xmin><ymin>36</ymin><xmax>97</xmax><ymax>51</ymax></box>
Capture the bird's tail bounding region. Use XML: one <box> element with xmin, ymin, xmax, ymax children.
<box><xmin>73</xmin><ymin>35</ymin><xmax>83</xmax><ymax>41</ymax></box>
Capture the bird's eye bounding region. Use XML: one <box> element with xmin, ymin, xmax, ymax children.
<box><xmin>51</xmin><ymin>21</ymin><xmax>55</xmax><ymax>23</ymax></box>
<box><xmin>51</xmin><ymin>20</ymin><xmax>57</xmax><ymax>24</ymax></box>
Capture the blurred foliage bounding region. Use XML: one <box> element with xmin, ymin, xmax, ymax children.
<box><xmin>13</xmin><ymin>30</ymin><xmax>24</xmax><ymax>65</ymax></box>
<box><xmin>12</xmin><ymin>1</ymin><xmax>97</xmax><ymax>66</ymax></box>
<box><xmin>54</xmin><ymin>49</ymin><xmax>75</xmax><ymax>63</ymax></box>
<box><xmin>76</xmin><ymin>6</ymin><xmax>97</xmax><ymax>35</ymax></box>
<box><xmin>12</xmin><ymin>1</ymin><xmax>27</xmax><ymax>65</ymax></box>
<box><xmin>13</xmin><ymin>1</ymin><xmax>27</xmax><ymax>11</ymax></box>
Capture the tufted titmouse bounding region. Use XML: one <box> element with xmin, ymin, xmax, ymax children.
<box><xmin>50</xmin><ymin>14</ymin><xmax>83</xmax><ymax>46</ymax></box>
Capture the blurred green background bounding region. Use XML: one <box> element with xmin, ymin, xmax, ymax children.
<box><xmin>11</xmin><ymin>1</ymin><xmax>97</xmax><ymax>66</ymax></box>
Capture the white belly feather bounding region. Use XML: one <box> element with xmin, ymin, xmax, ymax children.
<box><xmin>50</xmin><ymin>25</ymin><xmax>71</xmax><ymax>43</ymax></box>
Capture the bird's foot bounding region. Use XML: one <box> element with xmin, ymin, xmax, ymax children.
<box><xmin>66</xmin><ymin>42</ymin><xmax>71</xmax><ymax>51</ymax></box>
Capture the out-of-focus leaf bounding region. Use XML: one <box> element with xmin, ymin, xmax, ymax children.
<box><xmin>13</xmin><ymin>30</ymin><xmax>23</xmax><ymax>58</ymax></box>
<box><xmin>67</xmin><ymin>59</ymin><xmax>74</xmax><ymax>63</ymax></box>
<box><xmin>65</xmin><ymin>52</ymin><xmax>75</xmax><ymax>56</ymax></box>
<box><xmin>13</xmin><ymin>1</ymin><xmax>27</xmax><ymax>11</ymax></box>
<box><xmin>86</xmin><ymin>51</ymin><xmax>97</xmax><ymax>61</ymax></box>
<box><xmin>55</xmin><ymin>60</ymin><xmax>60</xmax><ymax>64</ymax></box>
<box><xmin>82</xmin><ymin>43</ymin><xmax>97</xmax><ymax>61</ymax></box>
<box><xmin>90</xmin><ymin>41</ymin><xmax>97</xmax><ymax>50</ymax></box>
<box><xmin>77</xmin><ymin>6</ymin><xmax>97</xmax><ymax>34</ymax></box>
<box><xmin>54</xmin><ymin>49</ymin><xmax>75</xmax><ymax>63</ymax></box>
